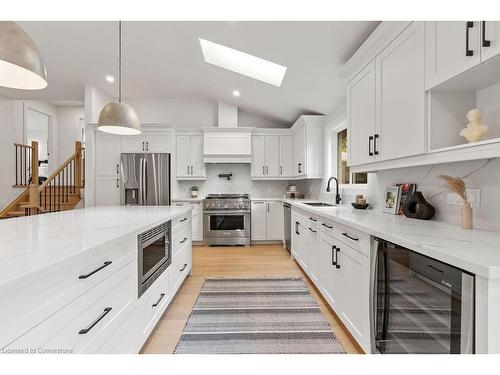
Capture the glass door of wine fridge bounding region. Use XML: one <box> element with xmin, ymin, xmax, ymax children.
<box><xmin>373</xmin><ymin>239</ymin><xmax>475</xmax><ymax>354</ymax></box>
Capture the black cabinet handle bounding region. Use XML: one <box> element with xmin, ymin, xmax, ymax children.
<box><xmin>466</xmin><ymin>21</ymin><xmax>474</xmax><ymax>56</ymax></box>
<box><xmin>180</xmin><ymin>237</ymin><xmax>187</xmax><ymax>244</ymax></box>
<box><xmin>374</xmin><ymin>134</ymin><xmax>379</xmax><ymax>155</ymax></box>
<box><xmin>142</xmin><ymin>141</ymin><xmax>145</xmax><ymax>151</ymax></box>
<box><xmin>322</xmin><ymin>223</ymin><xmax>333</xmax><ymax>229</ymax></box>
<box><xmin>309</xmin><ymin>227</ymin><xmax>317</xmax><ymax>233</ymax></box>
<box><xmin>298</xmin><ymin>163</ymin><xmax>302</xmax><ymax>173</ymax></box>
<box><xmin>368</xmin><ymin>136</ymin><xmax>374</xmax><ymax>156</ymax></box>
<box><xmin>482</xmin><ymin>21</ymin><xmax>491</xmax><ymax>47</ymax></box>
<box><xmin>79</xmin><ymin>261</ymin><xmax>112</xmax><ymax>279</ymax></box>
<box><xmin>309</xmin><ymin>217</ymin><xmax>317</xmax><ymax>222</ymax></box>
<box><xmin>79</xmin><ymin>307</ymin><xmax>112</xmax><ymax>334</ymax></box>
<box><xmin>180</xmin><ymin>263</ymin><xmax>187</xmax><ymax>272</ymax></box>
<box><xmin>180</xmin><ymin>217</ymin><xmax>188</xmax><ymax>223</ymax></box>
<box><xmin>152</xmin><ymin>293</ymin><xmax>165</xmax><ymax>307</ymax></box>
<box><xmin>116</xmin><ymin>178</ymin><xmax>119</xmax><ymax>188</ymax></box>
<box><xmin>428</xmin><ymin>264</ymin><xmax>444</xmax><ymax>273</ymax></box>
<box><xmin>295</xmin><ymin>221</ymin><xmax>300</xmax><ymax>235</ymax></box>
<box><xmin>336</xmin><ymin>247</ymin><xmax>341</xmax><ymax>269</ymax></box>
<box><xmin>342</xmin><ymin>232</ymin><xmax>359</xmax><ymax>241</ymax></box>
<box><xmin>331</xmin><ymin>245</ymin><xmax>337</xmax><ymax>266</ymax></box>
<box><xmin>116</xmin><ymin>164</ymin><xmax>119</xmax><ymax>174</ymax></box>
<box><xmin>146</xmin><ymin>141</ymin><xmax>149</xmax><ymax>152</ymax></box>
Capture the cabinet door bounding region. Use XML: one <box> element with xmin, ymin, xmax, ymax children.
<box><xmin>482</xmin><ymin>21</ymin><xmax>500</xmax><ymax>62</ymax></box>
<box><xmin>146</xmin><ymin>131</ymin><xmax>172</xmax><ymax>153</ymax></box>
<box><xmin>337</xmin><ymin>243</ymin><xmax>369</xmax><ymax>349</ymax></box>
<box><xmin>95</xmin><ymin>132</ymin><xmax>121</xmax><ymax>175</ymax></box>
<box><xmin>190</xmin><ymin>202</ymin><xmax>203</xmax><ymax>241</ymax></box>
<box><xmin>347</xmin><ymin>60</ymin><xmax>376</xmax><ymax>167</ymax></box>
<box><xmin>291</xmin><ymin>218</ymin><xmax>301</xmax><ymax>259</ymax></box>
<box><xmin>425</xmin><ymin>21</ymin><xmax>481</xmax><ymax>89</ymax></box>
<box><xmin>266</xmin><ymin>201</ymin><xmax>284</xmax><ymax>241</ymax></box>
<box><xmin>293</xmin><ymin>127</ymin><xmax>306</xmax><ymax>176</ymax></box>
<box><xmin>251</xmin><ymin>136</ymin><xmax>266</xmax><ymax>177</ymax></box>
<box><xmin>306</xmin><ymin>226</ymin><xmax>320</xmax><ymax>286</ymax></box>
<box><xmin>250</xmin><ymin>201</ymin><xmax>267</xmax><ymax>240</ymax></box>
<box><xmin>176</xmin><ymin>136</ymin><xmax>191</xmax><ymax>178</ymax></box>
<box><xmin>279</xmin><ymin>135</ymin><xmax>294</xmax><ymax>177</ymax></box>
<box><xmin>190</xmin><ymin>136</ymin><xmax>206</xmax><ymax>178</ymax></box>
<box><xmin>297</xmin><ymin>223</ymin><xmax>309</xmax><ymax>271</ymax></box>
<box><xmin>95</xmin><ymin>176</ymin><xmax>120</xmax><ymax>206</ymax></box>
<box><xmin>320</xmin><ymin>234</ymin><xmax>340</xmax><ymax>311</ymax></box>
<box><xmin>120</xmin><ymin>134</ymin><xmax>144</xmax><ymax>153</ymax></box>
<box><xmin>376</xmin><ymin>22</ymin><xmax>426</xmax><ymax>161</ymax></box>
<box><xmin>265</xmin><ymin>136</ymin><xmax>280</xmax><ymax>177</ymax></box>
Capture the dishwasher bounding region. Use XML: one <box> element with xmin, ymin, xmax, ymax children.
<box><xmin>371</xmin><ymin>238</ymin><xmax>475</xmax><ymax>354</ymax></box>
<box><xmin>283</xmin><ymin>202</ymin><xmax>291</xmax><ymax>253</ymax></box>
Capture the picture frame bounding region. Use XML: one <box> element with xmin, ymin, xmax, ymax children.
<box><xmin>383</xmin><ymin>186</ymin><xmax>401</xmax><ymax>215</ymax></box>
<box><xmin>396</xmin><ymin>183</ymin><xmax>417</xmax><ymax>215</ymax></box>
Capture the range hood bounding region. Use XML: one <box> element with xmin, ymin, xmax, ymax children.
<box><xmin>203</xmin><ymin>102</ymin><xmax>253</xmax><ymax>163</ymax></box>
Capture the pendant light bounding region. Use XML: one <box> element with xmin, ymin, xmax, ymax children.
<box><xmin>97</xmin><ymin>21</ymin><xmax>141</xmax><ymax>136</ymax></box>
<box><xmin>0</xmin><ymin>21</ymin><xmax>47</xmax><ymax>90</ymax></box>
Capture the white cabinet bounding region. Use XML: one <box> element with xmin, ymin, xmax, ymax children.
<box><xmin>172</xmin><ymin>200</ymin><xmax>203</xmax><ymax>241</ymax></box>
<box><xmin>293</xmin><ymin>127</ymin><xmax>305</xmax><ymax>177</ymax></box>
<box><xmin>320</xmin><ymin>233</ymin><xmax>340</xmax><ymax>311</ymax></box>
<box><xmin>251</xmin><ymin>200</ymin><xmax>283</xmax><ymax>241</ymax></box>
<box><xmin>347</xmin><ymin>60</ymin><xmax>376</xmax><ymax>166</ymax></box>
<box><xmin>121</xmin><ymin>131</ymin><xmax>173</xmax><ymax>154</ymax></box>
<box><xmin>176</xmin><ymin>135</ymin><xmax>206</xmax><ymax>180</ymax></box>
<box><xmin>306</xmin><ymin>225</ymin><xmax>320</xmax><ymax>285</ymax></box>
<box><xmin>251</xmin><ymin>135</ymin><xmax>292</xmax><ymax>179</ymax></box>
<box><xmin>250</xmin><ymin>201</ymin><xmax>267</xmax><ymax>241</ymax></box>
<box><xmin>348</xmin><ymin>22</ymin><xmax>426</xmax><ymax>167</ymax></box>
<box><xmin>95</xmin><ymin>132</ymin><xmax>121</xmax><ymax>175</ymax></box>
<box><xmin>376</xmin><ymin>22</ymin><xmax>426</xmax><ymax>161</ymax></box>
<box><xmin>482</xmin><ymin>21</ymin><xmax>500</xmax><ymax>62</ymax></box>
<box><xmin>96</xmin><ymin>176</ymin><xmax>120</xmax><ymax>206</ymax></box>
<box><xmin>291</xmin><ymin>116</ymin><xmax>324</xmax><ymax>179</ymax></box>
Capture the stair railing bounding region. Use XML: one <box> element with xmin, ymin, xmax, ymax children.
<box><xmin>14</xmin><ymin>141</ymin><xmax>38</xmax><ymax>187</ymax></box>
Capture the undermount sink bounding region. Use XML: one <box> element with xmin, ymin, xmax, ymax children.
<box><xmin>303</xmin><ymin>202</ymin><xmax>335</xmax><ymax>207</ymax></box>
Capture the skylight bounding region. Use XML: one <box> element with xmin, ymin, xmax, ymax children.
<box><xmin>199</xmin><ymin>38</ymin><xmax>287</xmax><ymax>87</ymax></box>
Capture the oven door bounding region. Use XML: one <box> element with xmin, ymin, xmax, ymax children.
<box><xmin>139</xmin><ymin>230</ymin><xmax>170</xmax><ymax>285</ymax></box>
<box><xmin>204</xmin><ymin>211</ymin><xmax>250</xmax><ymax>239</ymax></box>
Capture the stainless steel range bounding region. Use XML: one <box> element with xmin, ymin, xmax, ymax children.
<box><xmin>203</xmin><ymin>194</ymin><xmax>251</xmax><ymax>246</ymax></box>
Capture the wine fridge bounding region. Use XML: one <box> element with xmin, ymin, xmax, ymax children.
<box><xmin>371</xmin><ymin>239</ymin><xmax>475</xmax><ymax>354</ymax></box>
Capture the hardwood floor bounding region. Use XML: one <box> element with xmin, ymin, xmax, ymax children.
<box><xmin>140</xmin><ymin>244</ymin><xmax>363</xmax><ymax>354</ymax></box>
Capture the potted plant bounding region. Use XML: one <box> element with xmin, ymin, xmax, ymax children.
<box><xmin>190</xmin><ymin>186</ymin><xmax>199</xmax><ymax>198</ymax></box>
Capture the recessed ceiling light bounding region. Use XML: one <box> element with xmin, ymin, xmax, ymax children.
<box><xmin>105</xmin><ymin>75</ymin><xmax>115</xmax><ymax>83</ymax></box>
<box><xmin>232</xmin><ymin>90</ymin><xmax>240</xmax><ymax>97</ymax></box>
<box><xmin>199</xmin><ymin>38</ymin><xmax>287</xmax><ymax>87</ymax></box>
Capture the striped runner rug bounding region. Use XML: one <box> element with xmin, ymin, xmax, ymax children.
<box><xmin>174</xmin><ymin>278</ymin><xmax>345</xmax><ymax>354</ymax></box>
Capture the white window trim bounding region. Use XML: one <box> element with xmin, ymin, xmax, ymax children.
<box><xmin>325</xmin><ymin>119</ymin><xmax>367</xmax><ymax>190</ymax></box>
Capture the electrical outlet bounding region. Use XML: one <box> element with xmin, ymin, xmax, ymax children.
<box><xmin>446</xmin><ymin>188</ymin><xmax>481</xmax><ymax>208</ymax></box>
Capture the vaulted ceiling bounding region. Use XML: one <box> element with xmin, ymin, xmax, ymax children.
<box><xmin>0</xmin><ymin>21</ymin><xmax>379</xmax><ymax>124</ymax></box>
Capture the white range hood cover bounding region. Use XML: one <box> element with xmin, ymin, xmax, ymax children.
<box><xmin>203</xmin><ymin>128</ymin><xmax>253</xmax><ymax>163</ymax></box>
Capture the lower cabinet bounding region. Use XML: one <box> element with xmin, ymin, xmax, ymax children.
<box><xmin>172</xmin><ymin>200</ymin><xmax>203</xmax><ymax>242</ymax></box>
<box><xmin>320</xmin><ymin>233</ymin><xmax>340</xmax><ymax>312</ymax></box>
<box><xmin>95</xmin><ymin>175</ymin><xmax>120</xmax><ymax>206</ymax></box>
<box><xmin>251</xmin><ymin>200</ymin><xmax>284</xmax><ymax>241</ymax></box>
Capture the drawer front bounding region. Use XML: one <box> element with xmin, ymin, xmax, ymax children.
<box><xmin>173</xmin><ymin>224</ymin><xmax>190</xmax><ymax>258</ymax></box>
<box><xmin>7</xmin><ymin>261</ymin><xmax>136</xmax><ymax>354</ymax></box>
<box><xmin>306</xmin><ymin>214</ymin><xmax>319</xmax><ymax>229</ymax></box>
<box><xmin>335</xmin><ymin>223</ymin><xmax>370</xmax><ymax>257</ymax></box>
<box><xmin>171</xmin><ymin>244</ymin><xmax>192</xmax><ymax>295</ymax></box>
<box><xmin>97</xmin><ymin>308</ymin><xmax>138</xmax><ymax>354</ymax></box>
<box><xmin>172</xmin><ymin>211</ymin><xmax>191</xmax><ymax>233</ymax></box>
<box><xmin>0</xmin><ymin>235</ymin><xmax>136</xmax><ymax>348</ymax></box>
<box><xmin>319</xmin><ymin>217</ymin><xmax>336</xmax><ymax>236</ymax></box>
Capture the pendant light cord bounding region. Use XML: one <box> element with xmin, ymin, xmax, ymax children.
<box><xmin>118</xmin><ymin>20</ymin><xmax>122</xmax><ymax>102</ymax></box>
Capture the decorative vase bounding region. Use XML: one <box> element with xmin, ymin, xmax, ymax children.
<box><xmin>402</xmin><ymin>191</ymin><xmax>435</xmax><ymax>220</ymax></box>
<box><xmin>191</xmin><ymin>190</ymin><xmax>198</xmax><ymax>198</ymax></box>
<box><xmin>462</xmin><ymin>202</ymin><xmax>473</xmax><ymax>229</ymax></box>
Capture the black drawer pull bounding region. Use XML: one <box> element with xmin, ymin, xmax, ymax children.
<box><xmin>368</xmin><ymin>136</ymin><xmax>374</xmax><ymax>156</ymax></box>
<box><xmin>79</xmin><ymin>261</ymin><xmax>112</xmax><ymax>279</ymax></box>
<box><xmin>466</xmin><ymin>21</ymin><xmax>474</xmax><ymax>56</ymax></box>
<box><xmin>374</xmin><ymin>134</ymin><xmax>379</xmax><ymax>155</ymax></box>
<box><xmin>336</xmin><ymin>247</ymin><xmax>341</xmax><ymax>269</ymax></box>
<box><xmin>322</xmin><ymin>223</ymin><xmax>333</xmax><ymax>229</ymax></box>
<box><xmin>152</xmin><ymin>293</ymin><xmax>165</xmax><ymax>307</ymax></box>
<box><xmin>295</xmin><ymin>221</ymin><xmax>300</xmax><ymax>235</ymax></box>
<box><xmin>180</xmin><ymin>237</ymin><xmax>188</xmax><ymax>244</ymax></box>
<box><xmin>309</xmin><ymin>227</ymin><xmax>317</xmax><ymax>233</ymax></box>
<box><xmin>342</xmin><ymin>232</ymin><xmax>359</xmax><ymax>241</ymax></box>
<box><xmin>482</xmin><ymin>21</ymin><xmax>491</xmax><ymax>47</ymax></box>
<box><xmin>331</xmin><ymin>245</ymin><xmax>336</xmax><ymax>266</ymax></box>
<box><xmin>79</xmin><ymin>307</ymin><xmax>112</xmax><ymax>334</ymax></box>
<box><xmin>180</xmin><ymin>217</ymin><xmax>188</xmax><ymax>223</ymax></box>
<box><xmin>180</xmin><ymin>263</ymin><xmax>188</xmax><ymax>272</ymax></box>
<box><xmin>309</xmin><ymin>217</ymin><xmax>317</xmax><ymax>222</ymax></box>
<box><xmin>428</xmin><ymin>264</ymin><xmax>444</xmax><ymax>273</ymax></box>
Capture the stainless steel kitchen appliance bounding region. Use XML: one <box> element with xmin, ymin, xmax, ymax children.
<box><xmin>283</xmin><ymin>202</ymin><xmax>291</xmax><ymax>253</ymax></box>
<box><xmin>138</xmin><ymin>221</ymin><xmax>172</xmax><ymax>297</ymax></box>
<box><xmin>120</xmin><ymin>153</ymin><xmax>171</xmax><ymax>206</ymax></box>
<box><xmin>371</xmin><ymin>238</ymin><xmax>475</xmax><ymax>354</ymax></box>
<box><xmin>203</xmin><ymin>193</ymin><xmax>251</xmax><ymax>246</ymax></box>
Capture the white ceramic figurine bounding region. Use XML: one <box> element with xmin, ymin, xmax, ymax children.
<box><xmin>460</xmin><ymin>108</ymin><xmax>489</xmax><ymax>143</ymax></box>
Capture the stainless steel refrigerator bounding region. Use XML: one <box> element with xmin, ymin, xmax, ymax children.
<box><xmin>120</xmin><ymin>153</ymin><xmax>171</xmax><ymax>206</ymax></box>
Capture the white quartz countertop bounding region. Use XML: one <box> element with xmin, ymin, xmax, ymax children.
<box><xmin>0</xmin><ymin>206</ymin><xmax>191</xmax><ymax>288</ymax></box>
<box><xmin>172</xmin><ymin>197</ymin><xmax>204</xmax><ymax>202</ymax></box>
<box><xmin>286</xmin><ymin>199</ymin><xmax>500</xmax><ymax>279</ymax></box>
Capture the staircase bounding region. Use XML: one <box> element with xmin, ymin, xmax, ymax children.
<box><xmin>0</xmin><ymin>141</ymin><xmax>85</xmax><ymax>219</ymax></box>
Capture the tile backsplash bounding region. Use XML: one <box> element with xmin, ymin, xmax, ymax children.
<box><xmin>368</xmin><ymin>157</ymin><xmax>500</xmax><ymax>232</ymax></box>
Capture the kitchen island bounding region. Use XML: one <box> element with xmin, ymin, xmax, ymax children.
<box><xmin>0</xmin><ymin>206</ymin><xmax>193</xmax><ymax>353</ymax></box>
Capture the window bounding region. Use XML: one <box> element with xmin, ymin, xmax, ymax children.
<box><xmin>335</xmin><ymin>128</ymin><xmax>367</xmax><ymax>185</ymax></box>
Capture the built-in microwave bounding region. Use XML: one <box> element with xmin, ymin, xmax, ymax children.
<box><xmin>138</xmin><ymin>221</ymin><xmax>172</xmax><ymax>297</ymax></box>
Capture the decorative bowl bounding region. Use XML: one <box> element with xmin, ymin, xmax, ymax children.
<box><xmin>352</xmin><ymin>203</ymin><xmax>369</xmax><ymax>210</ymax></box>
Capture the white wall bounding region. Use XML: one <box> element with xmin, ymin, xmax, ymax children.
<box><xmin>58</xmin><ymin>106</ymin><xmax>85</xmax><ymax>160</ymax></box>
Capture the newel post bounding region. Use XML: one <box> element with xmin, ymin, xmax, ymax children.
<box><xmin>29</xmin><ymin>141</ymin><xmax>40</xmax><ymax>209</ymax></box>
<box><xmin>75</xmin><ymin>141</ymin><xmax>83</xmax><ymax>188</ymax></box>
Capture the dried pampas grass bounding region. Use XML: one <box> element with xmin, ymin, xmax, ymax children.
<box><xmin>439</xmin><ymin>175</ymin><xmax>468</xmax><ymax>203</ymax></box>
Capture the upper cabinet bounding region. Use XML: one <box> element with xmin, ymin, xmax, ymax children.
<box><xmin>176</xmin><ymin>135</ymin><xmax>206</xmax><ymax>180</ymax></box>
<box><xmin>121</xmin><ymin>130</ymin><xmax>173</xmax><ymax>154</ymax></box>
<box><xmin>251</xmin><ymin>134</ymin><xmax>292</xmax><ymax>179</ymax></box>
<box><xmin>291</xmin><ymin>116</ymin><xmax>324</xmax><ymax>179</ymax></box>
<box><xmin>347</xmin><ymin>22</ymin><xmax>426</xmax><ymax>167</ymax></box>
<box><xmin>425</xmin><ymin>21</ymin><xmax>500</xmax><ymax>90</ymax></box>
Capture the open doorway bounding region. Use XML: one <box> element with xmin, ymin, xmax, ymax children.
<box><xmin>25</xmin><ymin>108</ymin><xmax>51</xmax><ymax>180</ymax></box>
